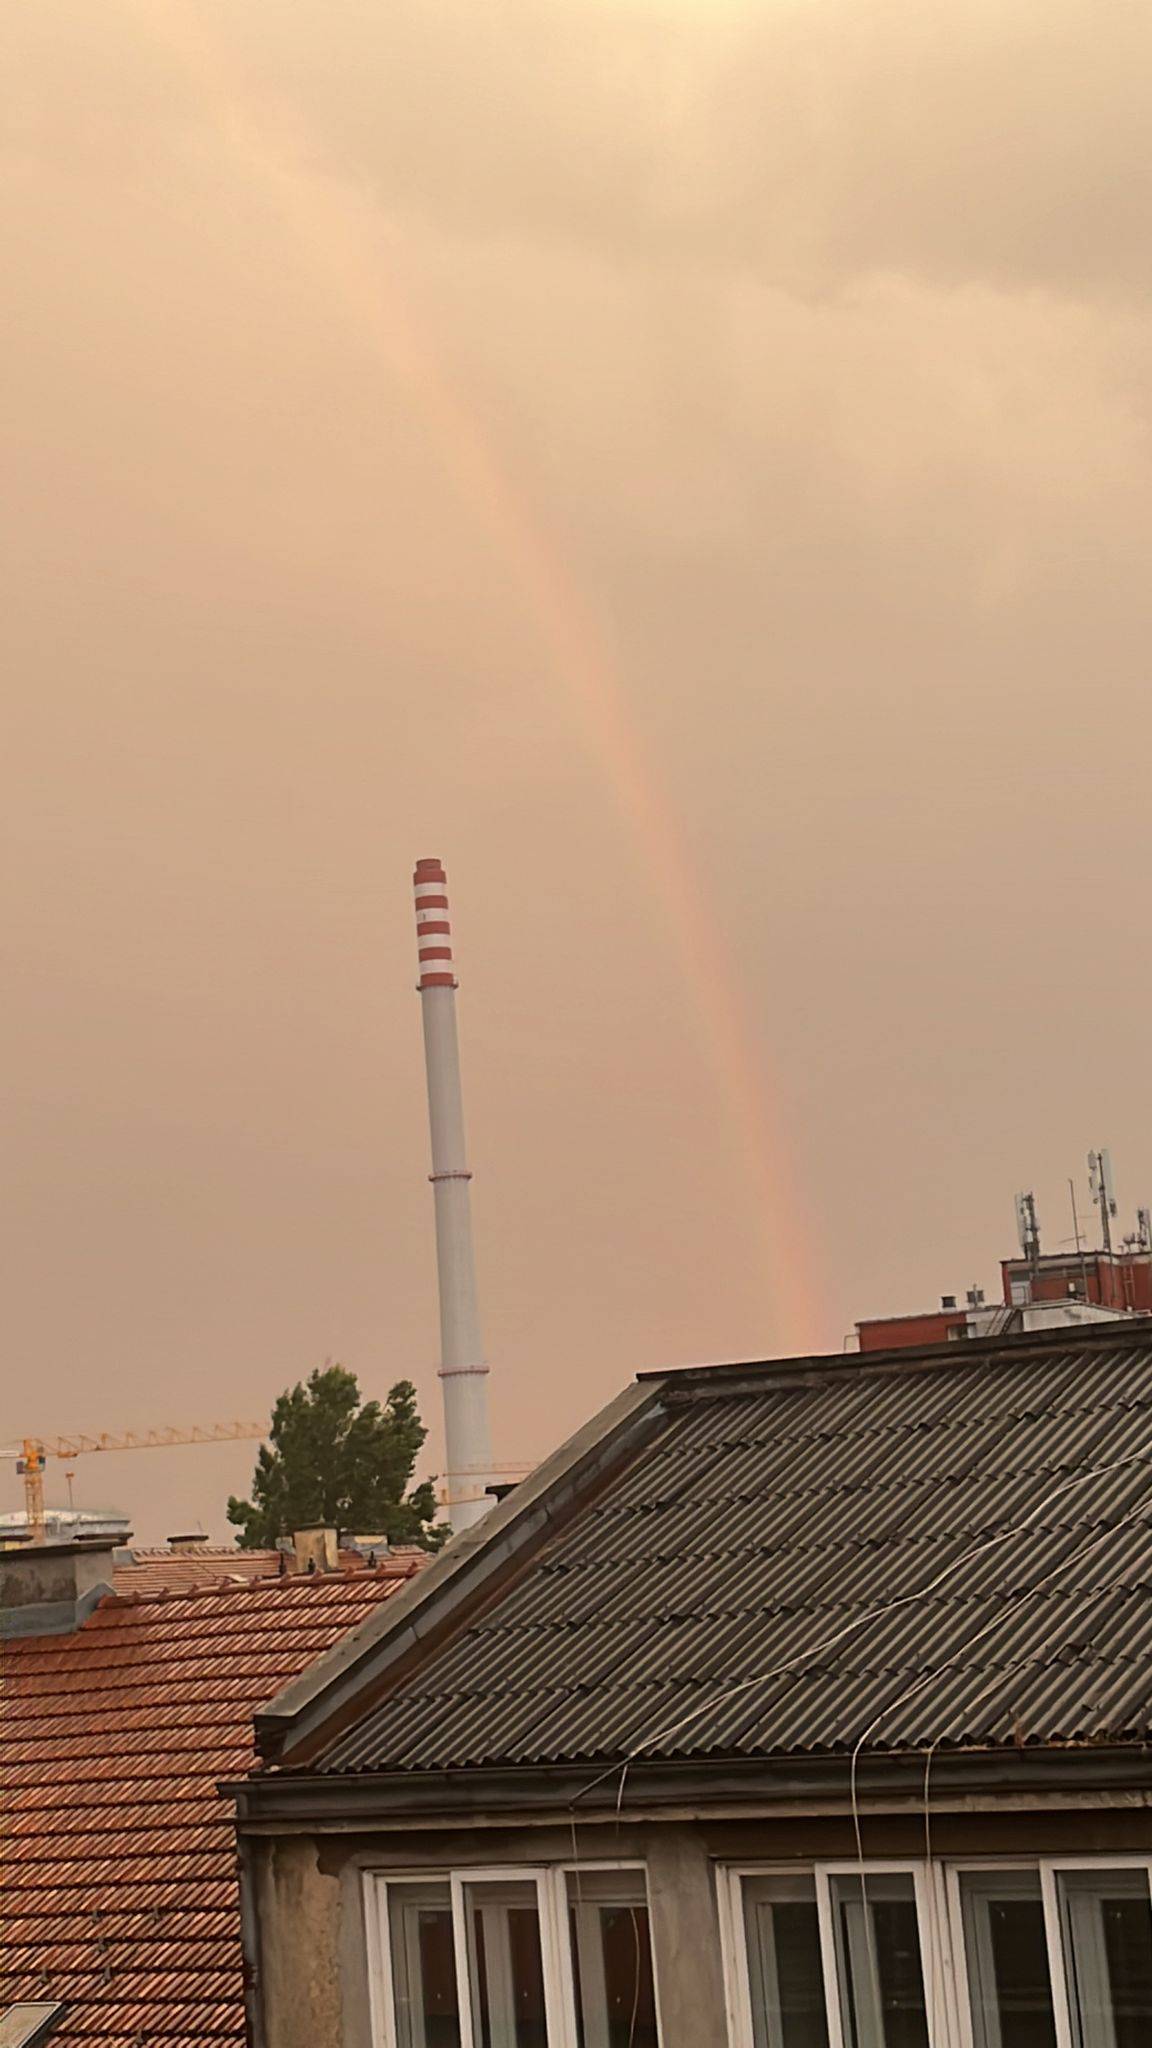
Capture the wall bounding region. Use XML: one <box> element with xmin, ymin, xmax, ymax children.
<box><xmin>857</xmin><ymin>1309</ymin><xmax>966</xmax><ymax>1352</ymax></box>
<box><xmin>244</xmin><ymin>1803</ymin><xmax>1152</xmax><ymax>2048</ymax></box>
<box><xmin>1000</xmin><ymin>1252</ymin><xmax>1152</xmax><ymax>1312</ymax></box>
<box><xmin>248</xmin><ymin>1836</ymin><xmax>351</xmax><ymax>2048</ymax></box>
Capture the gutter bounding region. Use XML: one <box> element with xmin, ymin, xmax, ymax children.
<box><xmin>227</xmin><ymin>1742</ymin><xmax>1152</xmax><ymax>1832</ymax></box>
<box><xmin>236</xmin><ymin>1828</ymin><xmax>267</xmax><ymax>2048</ymax></box>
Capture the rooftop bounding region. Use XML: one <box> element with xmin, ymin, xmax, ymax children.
<box><xmin>279</xmin><ymin>1323</ymin><xmax>1152</xmax><ymax>1781</ymax></box>
<box><xmin>0</xmin><ymin>1554</ymin><xmax>425</xmax><ymax>2046</ymax></box>
<box><xmin>109</xmin><ymin>1542</ymin><xmax>415</xmax><ymax>1596</ymax></box>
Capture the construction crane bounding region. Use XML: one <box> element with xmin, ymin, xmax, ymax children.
<box><xmin>5</xmin><ymin>1428</ymin><xmax>534</xmax><ymax>1540</ymax></box>
<box><xmin>5</xmin><ymin>1422</ymin><xmax>266</xmax><ymax>1543</ymax></box>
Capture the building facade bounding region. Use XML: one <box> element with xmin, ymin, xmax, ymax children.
<box><xmin>233</xmin><ymin>1322</ymin><xmax>1152</xmax><ymax>2048</ymax></box>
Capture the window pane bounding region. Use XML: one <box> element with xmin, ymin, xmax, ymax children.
<box><xmin>1059</xmin><ymin>1871</ymin><xmax>1152</xmax><ymax>2048</ymax></box>
<box><xmin>741</xmin><ymin>1876</ymin><xmax>829</xmax><ymax>2048</ymax></box>
<box><xmin>464</xmin><ymin>1880</ymin><xmax>548</xmax><ymax>2048</ymax></box>
<box><xmin>959</xmin><ymin>1871</ymin><xmax>1056</xmax><ymax>2048</ymax></box>
<box><xmin>388</xmin><ymin>1883</ymin><xmax>462</xmax><ymax>2048</ymax></box>
<box><xmin>566</xmin><ymin>1872</ymin><xmax>658</xmax><ymax>2048</ymax></box>
<box><xmin>830</xmin><ymin>1875</ymin><xmax>928</xmax><ymax>2048</ymax></box>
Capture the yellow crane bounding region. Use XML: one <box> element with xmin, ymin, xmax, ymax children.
<box><xmin>9</xmin><ymin>1422</ymin><xmax>266</xmax><ymax>1543</ymax></box>
<box><xmin>5</xmin><ymin>1429</ymin><xmax>538</xmax><ymax>1541</ymax></box>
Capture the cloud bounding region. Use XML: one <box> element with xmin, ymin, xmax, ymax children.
<box><xmin>194</xmin><ymin>0</ymin><xmax>1152</xmax><ymax>300</ymax></box>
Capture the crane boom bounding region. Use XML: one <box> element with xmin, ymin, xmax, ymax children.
<box><xmin>29</xmin><ymin>1421</ymin><xmax>265</xmax><ymax>1460</ymax></box>
<box><xmin>11</xmin><ymin>1421</ymin><xmax>266</xmax><ymax>1545</ymax></box>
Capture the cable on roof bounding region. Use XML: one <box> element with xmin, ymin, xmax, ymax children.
<box><xmin>841</xmin><ymin>1470</ymin><xmax>1152</xmax><ymax>2041</ymax></box>
<box><xmin>571</xmin><ymin>1440</ymin><xmax>1152</xmax><ymax>1810</ymax></box>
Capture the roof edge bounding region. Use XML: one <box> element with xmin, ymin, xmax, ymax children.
<box><xmin>640</xmin><ymin>1314</ymin><xmax>1152</xmax><ymax>1391</ymax></box>
<box><xmin>229</xmin><ymin>1742</ymin><xmax>1152</xmax><ymax>1830</ymax></box>
<box><xmin>253</xmin><ymin>1376</ymin><xmax>666</xmax><ymax>1767</ymax></box>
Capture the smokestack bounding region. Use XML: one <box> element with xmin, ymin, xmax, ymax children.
<box><xmin>413</xmin><ymin>859</ymin><xmax>493</xmax><ymax>1532</ymax></box>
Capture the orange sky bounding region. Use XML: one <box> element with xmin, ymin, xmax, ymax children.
<box><xmin>4</xmin><ymin>0</ymin><xmax>1152</xmax><ymax>1539</ymax></box>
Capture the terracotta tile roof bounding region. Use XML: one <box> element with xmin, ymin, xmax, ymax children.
<box><xmin>112</xmin><ymin>1549</ymin><xmax>286</xmax><ymax>1594</ymax></box>
<box><xmin>0</xmin><ymin>1556</ymin><xmax>425</xmax><ymax>2045</ymax></box>
<box><xmin>112</xmin><ymin>1543</ymin><xmax>420</xmax><ymax>1596</ymax></box>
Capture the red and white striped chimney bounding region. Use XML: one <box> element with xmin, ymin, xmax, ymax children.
<box><xmin>413</xmin><ymin>860</ymin><xmax>493</xmax><ymax>1532</ymax></box>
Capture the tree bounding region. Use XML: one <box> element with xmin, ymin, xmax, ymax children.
<box><xmin>227</xmin><ymin>1365</ymin><xmax>446</xmax><ymax>1550</ymax></box>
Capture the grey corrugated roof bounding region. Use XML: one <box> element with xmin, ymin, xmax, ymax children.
<box><xmin>316</xmin><ymin>1329</ymin><xmax>1152</xmax><ymax>1775</ymax></box>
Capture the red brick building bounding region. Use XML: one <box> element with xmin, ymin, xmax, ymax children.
<box><xmin>858</xmin><ymin>1250</ymin><xmax>1152</xmax><ymax>1352</ymax></box>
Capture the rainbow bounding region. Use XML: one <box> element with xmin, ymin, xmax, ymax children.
<box><xmin>126</xmin><ymin>2</ymin><xmax>821</xmax><ymax>1354</ymax></box>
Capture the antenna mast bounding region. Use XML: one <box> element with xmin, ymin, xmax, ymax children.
<box><xmin>1015</xmin><ymin>1190</ymin><xmax>1041</xmax><ymax>1271</ymax></box>
<box><xmin>1088</xmin><ymin>1149</ymin><xmax>1117</xmax><ymax>1256</ymax></box>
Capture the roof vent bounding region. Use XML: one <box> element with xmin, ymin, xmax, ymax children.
<box><xmin>166</xmin><ymin>1532</ymin><xmax>207</xmax><ymax>1551</ymax></box>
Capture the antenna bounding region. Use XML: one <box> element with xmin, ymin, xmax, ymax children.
<box><xmin>1088</xmin><ymin>1148</ymin><xmax>1117</xmax><ymax>1254</ymax></box>
<box><xmin>1068</xmin><ymin>1177</ymin><xmax>1090</xmax><ymax>1301</ymax></box>
<box><xmin>1015</xmin><ymin>1190</ymin><xmax>1041</xmax><ymax>1266</ymax></box>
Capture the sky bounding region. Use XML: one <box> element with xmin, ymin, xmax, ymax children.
<box><xmin>4</xmin><ymin>0</ymin><xmax>1152</xmax><ymax>1541</ymax></box>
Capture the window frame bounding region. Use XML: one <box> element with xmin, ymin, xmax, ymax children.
<box><xmin>719</xmin><ymin>1859</ymin><xmax>950</xmax><ymax>2048</ymax></box>
<box><xmin>947</xmin><ymin>1857</ymin><xmax>1152</xmax><ymax>2048</ymax></box>
<box><xmin>364</xmin><ymin>1861</ymin><xmax>662</xmax><ymax>2048</ymax></box>
<box><xmin>948</xmin><ymin>1863</ymin><xmax>1054</xmax><ymax>2048</ymax></box>
<box><xmin>719</xmin><ymin>1856</ymin><xmax>1152</xmax><ymax>2048</ymax></box>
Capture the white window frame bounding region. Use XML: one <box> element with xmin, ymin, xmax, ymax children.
<box><xmin>365</xmin><ymin>1860</ymin><xmax>662</xmax><ymax>2048</ymax></box>
<box><xmin>946</xmin><ymin>1855</ymin><xmax>1152</xmax><ymax>2048</ymax></box>
<box><xmin>718</xmin><ymin>1860</ymin><xmax>956</xmax><ymax>2048</ymax></box>
<box><xmin>945</xmin><ymin>1860</ymin><xmax>1048</xmax><ymax>2048</ymax></box>
<box><xmin>719</xmin><ymin>1855</ymin><xmax>1152</xmax><ymax>2048</ymax></box>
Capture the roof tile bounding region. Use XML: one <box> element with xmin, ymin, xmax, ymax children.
<box><xmin>0</xmin><ymin>1555</ymin><xmax>425</xmax><ymax>2041</ymax></box>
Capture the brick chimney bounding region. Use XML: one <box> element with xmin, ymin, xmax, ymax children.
<box><xmin>0</xmin><ymin>1537</ymin><xmax>121</xmax><ymax>1639</ymax></box>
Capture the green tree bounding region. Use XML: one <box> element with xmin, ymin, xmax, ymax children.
<box><xmin>227</xmin><ymin>1365</ymin><xmax>446</xmax><ymax>1550</ymax></box>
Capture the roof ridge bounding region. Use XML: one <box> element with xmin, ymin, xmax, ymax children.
<box><xmin>96</xmin><ymin>1559</ymin><xmax>419</xmax><ymax>1615</ymax></box>
<box><xmin>644</xmin><ymin>1316</ymin><xmax>1152</xmax><ymax>1389</ymax></box>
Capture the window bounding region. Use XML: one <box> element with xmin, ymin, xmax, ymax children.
<box><xmin>1058</xmin><ymin>1871</ymin><xmax>1152</xmax><ymax>2048</ymax></box>
<box><xmin>464</xmin><ymin>1880</ymin><xmax>548</xmax><ymax>2048</ymax></box>
<box><xmin>724</xmin><ymin>1866</ymin><xmax>934</xmax><ymax>2048</ymax></box>
<box><xmin>959</xmin><ymin>1870</ymin><xmax>1056</xmax><ymax>2048</ymax></box>
<box><xmin>722</xmin><ymin>1860</ymin><xmax>1152</xmax><ymax>2048</ymax></box>
<box><xmin>829</xmin><ymin>1874</ymin><xmax>928</xmax><ymax>2048</ymax></box>
<box><xmin>0</xmin><ymin>2011</ymin><xmax>67</xmax><ymax>2048</ymax></box>
<box><xmin>567</xmin><ymin>1870</ymin><xmax>658</xmax><ymax>2048</ymax></box>
<box><xmin>387</xmin><ymin>1883</ymin><xmax>460</xmax><ymax>2048</ymax></box>
<box><xmin>741</xmin><ymin>1875</ymin><xmax>828</xmax><ymax>2048</ymax></box>
<box><xmin>368</xmin><ymin>1867</ymin><xmax>661</xmax><ymax>2048</ymax></box>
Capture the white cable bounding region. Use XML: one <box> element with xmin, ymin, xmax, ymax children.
<box><xmin>848</xmin><ymin>1477</ymin><xmax>1152</xmax><ymax>1774</ymax></box>
<box><xmin>842</xmin><ymin>1485</ymin><xmax>1152</xmax><ymax>2042</ymax></box>
<box><xmin>618</xmin><ymin>1446</ymin><xmax>1150</xmax><ymax>1765</ymax></box>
